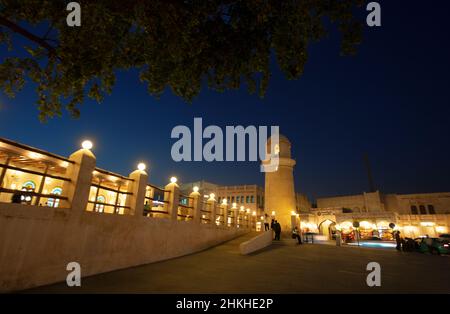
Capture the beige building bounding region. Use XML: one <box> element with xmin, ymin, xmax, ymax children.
<box><xmin>301</xmin><ymin>191</ymin><xmax>450</xmax><ymax>240</ymax></box>
<box><xmin>181</xmin><ymin>181</ymin><xmax>266</xmax><ymax>229</ymax></box>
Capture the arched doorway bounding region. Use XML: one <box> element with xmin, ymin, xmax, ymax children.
<box><xmin>318</xmin><ymin>219</ymin><xmax>337</xmax><ymax>240</ymax></box>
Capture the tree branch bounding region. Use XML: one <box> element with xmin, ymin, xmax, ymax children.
<box><xmin>0</xmin><ymin>15</ymin><xmax>56</xmax><ymax>55</ymax></box>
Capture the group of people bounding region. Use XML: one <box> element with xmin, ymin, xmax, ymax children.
<box><xmin>263</xmin><ymin>215</ymin><xmax>302</xmax><ymax>244</ymax></box>
<box><xmin>270</xmin><ymin>219</ymin><xmax>282</xmax><ymax>240</ymax></box>
<box><xmin>394</xmin><ymin>230</ymin><xmax>427</xmax><ymax>252</ymax></box>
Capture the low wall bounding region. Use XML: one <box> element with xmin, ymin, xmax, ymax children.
<box><xmin>239</xmin><ymin>231</ymin><xmax>273</xmax><ymax>255</ymax></box>
<box><xmin>0</xmin><ymin>203</ymin><xmax>248</xmax><ymax>292</ymax></box>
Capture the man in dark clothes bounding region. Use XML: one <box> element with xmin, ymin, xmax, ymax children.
<box><xmin>274</xmin><ymin>220</ymin><xmax>281</xmax><ymax>240</ymax></box>
<box><xmin>11</xmin><ymin>191</ymin><xmax>22</xmax><ymax>204</ymax></box>
<box><xmin>270</xmin><ymin>218</ymin><xmax>275</xmax><ymax>230</ymax></box>
<box><xmin>394</xmin><ymin>230</ymin><xmax>402</xmax><ymax>251</ymax></box>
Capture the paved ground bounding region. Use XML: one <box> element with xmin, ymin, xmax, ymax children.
<box><xmin>26</xmin><ymin>232</ymin><xmax>450</xmax><ymax>294</ymax></box>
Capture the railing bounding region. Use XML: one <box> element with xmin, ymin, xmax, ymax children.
<box><xmin>0</xmin><ymin>137</ymin><xmax>251</xmax><ymax>230</ymax></box>
<box><xmin>177</xmin><ymin>193</ymin><xmax>194</xmax><ymax>221</ymax></box>
<box><xmin>86</xmin><ymin>168</ymin><xmax>133</xmax><ymax>215</ymax></box>
<box><xmin>143</xmin><ymin>184</ymin><xmax>170</xmax><ymax>218</ymax></box>
<box><xmin>0</xmin><ymin>138</ymin><xmax>72</xmax><ymax>208</ymax></box>
<box><xmin>201</xmin><ymin>201</ymin><xmax>212</xmax><ymax>224</ymax></box>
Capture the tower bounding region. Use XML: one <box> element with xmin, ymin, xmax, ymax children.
<box><xmin>262</xmin><ymin>134</ymin><xmax>297</xmax><ymax>233</ymax></box>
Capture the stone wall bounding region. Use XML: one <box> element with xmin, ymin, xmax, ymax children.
<box><xmin>0</xmin><ymin>203</ymin><xmax>247</xmax><ymax>292</ymax></box>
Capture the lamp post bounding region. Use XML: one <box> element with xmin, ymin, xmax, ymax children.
<box><xmin>353</xmin><ymin>221</ymin><xmax>360</xmax><ymax>246</ymax></box>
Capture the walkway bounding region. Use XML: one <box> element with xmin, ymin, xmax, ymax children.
<box><xmin>27</xmin><ymin>233</ymin><xmax>450</xmax><ymax>293</ymax></box>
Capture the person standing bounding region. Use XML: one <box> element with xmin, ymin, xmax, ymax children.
<box><xmin>264</xmin><ymin>214</ymin><xmax>270</xmax><ymax>231</ymax></box>
<box><xmin>274</xmin><ymin>220</ymin><xmax>281</xmax><ymax>240</ymax></box>
<box><xmin>394</xmin><ymin>230</ymin><xmax>402</xmax><ymax>251</ymax></box>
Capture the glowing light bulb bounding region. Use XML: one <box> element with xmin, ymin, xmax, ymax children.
<box><xmin>81</xmin><ymin>140</ymin><xmax>93</xmax><ymax>150</ymax></box>
<box><xmin>193</xmin><ymin>186</ymin><xmax>199</xmax><ymax>193</ymax></box>
<box><xmin>170</xmin><ymin>177</ymin><xmax>177</xmax><ymax>184</ymax></box>
<box><xmin>137</xmin><ymin>163</ymin><xmax>146</xmax><ymax>171</ymax></box>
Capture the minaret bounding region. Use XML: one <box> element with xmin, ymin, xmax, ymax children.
<box><xmin>262</xmin><ymin>134</ymin><xmax>297</xmax><ymax>234</ymax></box>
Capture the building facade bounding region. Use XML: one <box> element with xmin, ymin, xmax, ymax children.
<box><xmin>300</xmin><ymin>191</ymin><xmax>450</xmax><ymax>241</ymax></box>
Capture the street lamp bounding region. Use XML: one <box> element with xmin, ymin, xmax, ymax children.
<box><xmin>81</xmin><ymin>140</ymin><xmax>93</xmax><ymax>150</ymax></box>
<box><xmin>137</xmin><ymin>163</ymin><xmax>146</xmax><ymax>171</ymax></box>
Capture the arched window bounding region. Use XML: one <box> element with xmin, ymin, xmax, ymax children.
<box><xmin>427</xmin><ymin>205</ymin><xmax>435</xmax><ymax>214</ymax></box>
<box><xmin>95</xmin><ymin>195</ymin><xmax>106</xmax><ymax>212</ymax></box>
<box><xmin>47</xmin><ymin>187</ymin><xmax>62</xmax><ymax>208</ymax></box>
<box><xmin>22</xmin><ymin>180</ymin><xmax>36</xmax><ymax>191</ymax></box>
<box><xmin>411</xmin><ymin>205</ymin><xmax>418</xmax><ymax>215</ymax></box>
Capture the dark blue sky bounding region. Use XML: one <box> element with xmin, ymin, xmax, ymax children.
<box><xmin>1</xmin><ymin>1</ymin><xmax>449</xmax><ymax>200</ymax></box>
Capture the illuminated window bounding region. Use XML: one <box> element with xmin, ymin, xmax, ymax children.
<box><xmin>95</xmin><ymin>195</ymin><xmax>106</xmax><ymax>212</ymax></box>
<box><xmin>410</xmin><ymin>205</ymin><xmax>418</xmax><ymax>215</ymax></box>
<box><xmin>22</xmin><ymin>180</ymin><xmax>36</xmax><ymax>191</ymax></box>
<box><xmin>47</xmin><ymin>187</ymin><xmax>62</xmax><ymax>208</ymax></box>
<box><xmin>427</xmin><ymin>205</ymin><xmax>435</xmax><ymax>214</ymax></box>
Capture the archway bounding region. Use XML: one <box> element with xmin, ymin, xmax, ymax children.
<box><xmin>318</xmin><ymin>219</ymin><xmax>337</xmax><ymax>240</ymax></box>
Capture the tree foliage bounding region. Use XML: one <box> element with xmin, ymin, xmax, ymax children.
<box><xmin>0</xmin><ymin>0</ymin><xmax>365</xmax><ymax>121</ymax></box>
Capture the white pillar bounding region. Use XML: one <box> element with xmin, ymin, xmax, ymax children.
<box><xmin>207</xmin><ymin>195</ymin><xmax>217</xmax><ymax>226</ymax></box>
<box><xmin>164</xmin><ymin>181</ymin><xmax>180</xmax><ymax>220</ymax></box>
<box><xmin>62</xmin><ymin>148</ymin><xmax>96</xmax><ymax>212</ymax></box>
<box><xmin>221</xmin><ymin>203</ymin><xmax>228</xmax><ymax>227</ymax></box>
<box><xmin>126</xmin><ymin>169</ymin><xmax>148</xmax><ymax>216</ymax></box>
<box><xmin>189</xmin><ymin>190</ymin><xmax>202</xmax><ymax>223</ymax></box>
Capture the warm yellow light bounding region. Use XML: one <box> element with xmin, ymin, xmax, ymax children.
<box><xmin>246</xmin><ymin>208</ymin><xmax>250</xmax><ymax>213</ymax></box>
<box><xmin>360</xmin><ymin>221</ymin><xmax>372</xmax><ymax>229</ymax></box>
<box><xmin>109</xmin><ymin>175</ymin><xmax>118</xmax><ymax>182</ymax></box>
<box><xmin>232</xmin><ymin>202</ymin><xmax>237</xmax><ymax>209</ymax></box>
<box><xmin>29</xmin><ymin>152</ymin><xmax>41</xmax><ymax>159</ymax></box>
<box><xmin>209</xmin><ymin>193</ymin><xmax>215</xmax><ymax>199</ymax></box>
<box><xmin>240</xmin><ymin>206</ymin><xmax>245</xmax><ymax>211</ymax></box>
<box><xmin>436</xmin><ymin>226</ymin><xmax>447</xmax><ymax>233</ymax></box>
<box><xmin>420</xmin><ymin>222</ymin><xmax>435</xmax><ymax>227</ymax></box>
<box><xmin>252</xmin><ymin>211</ymin><xmax>256</xmax><ymax>216</ymax></box>
<box><xmin>61</xmin><ymin>161</ymin><xmax>69</xmax><ymax>168</ymax></box>
<box><xmin>193</xmin><ymin>186</ymin><xmax>199</xmax><ymax>193</ymax></box>
<box><xmin>291</xmin><ymin>210</ymin><xmax>296</xmax><ymax>216</ymax></box>
<box><xmin>260</xmin><ymin>216</ymin><xmax>264</xmax><ymax>220</ymax></box>
<box><xmin>10</xmin><ymin>183</ymin><xmax>17</xmax><ymax>190</ymax></box>
<box><xmin>170</xmin><ymin>177</ymin><xmax>178</xmax><ymax>184</ymax></box>
<box><xmin>271</xmin><ymin>211</ymin><xmax>275</xmax><ymax>216</ymax></box>
<box><xmin>81</xmin><ymin>140</ymin><xmax>93</xmax><ymax>150</ymax></box>
<box><xmin>137</xmin><ymin>163</ymin><xmax>146</xmax><ymax>171</ymax></box>
<box><xmin>222</xmin><ymin>198</ymin><xmax>227</xmax><ymax>205</ymax></box>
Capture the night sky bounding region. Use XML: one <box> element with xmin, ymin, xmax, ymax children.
<box><xmin>1</xmin><ymin>1</ymin><xmax>449</xmax><ymax>201</ymax></box>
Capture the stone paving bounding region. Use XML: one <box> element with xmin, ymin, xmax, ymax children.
<box><xmin>27</xmin><ymin>232</ymin><xmax>450</xmax><ymax>294</ymax></box>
